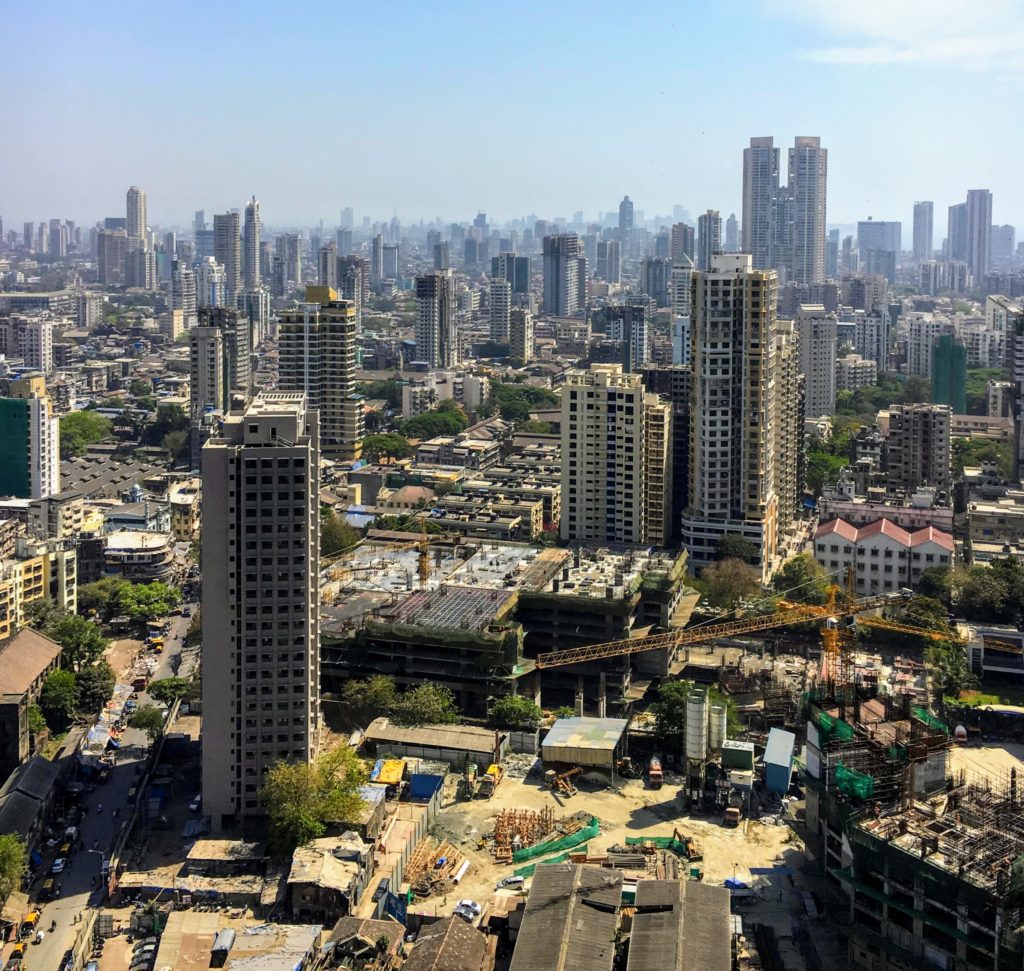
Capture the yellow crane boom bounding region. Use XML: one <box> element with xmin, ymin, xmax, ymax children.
<box><xmin>534</xmin><ymin>592</ymin><xmax>900</xmax><ymax>669</ymax></box>
<box><xmin>855</xmin><ymin>615</ymin><xmax>962</xmax><ymax>643</ymax></box>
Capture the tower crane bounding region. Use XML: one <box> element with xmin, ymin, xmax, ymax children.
<box><xmin>534</xmin><ymin>587</ymin><xmax>906</xmax><ymax>670</ymax></box>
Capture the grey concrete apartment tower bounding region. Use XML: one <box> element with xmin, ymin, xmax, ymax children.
<box><xmin>201</xmin><ymin>394</ymin><xmax>321</xmax><ymax>832</ymax></box>
<box><xmin>214</xmin><ymin>211</ymin><xmax>242</xmax><ymax>305</ymax></box>
<box><xmin>243</xmin><ymin>196</ymin><xmax>261</xmax><ymax>291</ymax></box>
<box><xmin>741</xmin><ymin>137</ymin><xmax>779</xmax><ymax>272</ymax></box>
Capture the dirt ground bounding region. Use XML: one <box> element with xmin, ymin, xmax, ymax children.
<box><xmin>105</xmin><ymin>636</ymin><xmax>145</xmax><ymax>680</ymax></box>
<box><xmin>407</xmin><ymin>772</ymin><xmax>799</xmax><ymax>920</ymax></box>
<box><xmin>950</xmin><ymin>740</ymin><xmax>1024</xmax><ymax>782</ymax></box>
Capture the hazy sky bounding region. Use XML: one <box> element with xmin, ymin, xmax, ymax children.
<box><xmin>2</xmin><ymin>0</ymin><xmax>1022</xmax><ymax>234</ymax></box>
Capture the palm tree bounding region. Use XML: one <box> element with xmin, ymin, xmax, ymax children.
<box><xmin>930</xmin><ymin>642</ymin><xmax>979</xmax><ymax>708</ymax></box>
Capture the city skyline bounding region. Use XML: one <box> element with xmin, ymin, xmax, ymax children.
<box><xmin>3</xmin><ymin>1</ymin><xmax>1023</xmax><ymax>230</ymax></box>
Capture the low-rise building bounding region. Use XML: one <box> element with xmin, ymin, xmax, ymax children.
<box><xmin>288</xmin><ymin>834</ymin><xmax>373</xmax><ymax>923</ymax></box>
<box><xmin>324</xmin><ymin>916</ymin><xmax>404</xmax><ymax>970</ymax></box>
<box><xmin>414</xmin><ymin>434</ymin><xmax>501</xmax><ymax>471</ymax></box>
<box><xmin>0</xmin><ymin>629</ymin><xmax>62</xmax><ymax>779</ymax></box>
<box><xmin>404</xmin><ymin>916</ymin><xmax>487</xmax><ymax>971</ymax></box>
<box><xmin>835</xmin><ymin>353</ymin><xmax>877</xmax><ymax>390</ymax></box>
<box><xmin>168</xmin><ymin>478</ymin><xmax>201</xmax><ymax>541</ymax></box>
<box><xmin>102</xmin><ymin>529</ymin><xmax>175</xmax><ymax>582</ymax></box>
<box><xmin>813</xmin><ymin>518</ymin><xmax>954</xmax><ymax>593</ymax></box>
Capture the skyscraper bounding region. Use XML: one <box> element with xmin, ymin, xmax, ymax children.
<box><xmin>913</xmin><ymin>201</ymin><xmax>934</xmax><ymax>262</ymax></box>
<box><xmin>618</xmin><ymin>196</ymin><xmax>634</xmax><ymax>242</ymax></box>
<box><xmin>641</xmin><ymin>257</ymin><xmax>670</xmax><ymax>307</ymax></box>
<box><xmin>885</xmin><ymin>404</ymin><xmax>952</xmax><ymax>492</ymax></box>
<box><xmin>607</xmin><ymin>303</ymin><xmax>649</xmax><ymax>373</ymax></box>
<box><xmin>595</xmin><ymin>240</ymin><xmax>621</xmax><ymax>283</ymax></box>
<box><xmin>0</xmin><ymin>376</ymin><xmax>60</xmax><ymax>500</ymax></box>
<box><xmin>670</xmin><ymin>222</ymin><xmax>695</xmax><ymax>262</ymax></box>
<box><xmin>947</xmin><ymin>203</ymin><xmax>968</xmax><ymax>262</ymax></box>
<box><xmin>196</xmin><ymin>256</ymin><xmax>227</xmax><ymax>308</ymax></box>
<box><xmin>243</xmin><ymin>196</ymin><xmax>261</xmax><ymax>291</ymax></box>
<box><xmin>725</xmin><ymin>213</ymin><xmax>739</xmax><ymax>252</ymax></box>
<box><xmin>126</xmin><ymin>186</ymin><xmax>147</xmax><ymax>245</ymax></box>
<box><xmin>189</xmin><ymin>307</ymin><xmax>253</xmax><ymax>415</ymax></box>
<box><xmin>201</xmin><ymin>393</ymin><xmax>321</xmax><ymax>830</ymax></box>
<box><xmin>542</xmin><ymin>234</ymin><xmax>587</xmax><ymax>316</ymax></box>
<box><xmin>788</xmin><ymin>136</ymin><xmax>827</xmax><ymax>284</ymax></box>
<box><xmin>97</xmin><ymin>229</ymin><xmax>128</xmax><ymax>286</ymax></box>
<box><xmin>214</xmin><ymin>212</ymin><xmax>242</xmax><ymax>305</ymax></box>
<box><xmin>742</xmin><ymin>136</ymin><xmax>780</xmax><ymax>271</ymax></box>
<box><xmin>696</xmin><ymin>210</ymin><xmax>722</xmax><ymax>272</ymax></box>
<box><xmin>966</xmin><ymin>189</ymin><xmax>993</xmax><ymax>283</ymax></box>
<box><xmin>274</xmin><ymin>234</ymin><xmax>302</xmax><ymax>294</ymax></box>
<box><xmin>318</xmin><ymin>242</ymin><xmax>337</xmax><ymax>289</ymax></box>
<box><xmin>414</xmin><ymin>270</ymin><xmax>459</xmax><ymax>367</ymax></box>
<box><xmin>193</xmin><ymin>210</ymin><xmax>206</xmax><ymax>234</ymax></box>
<box><xmin>382</xmin><ymin>243</ymin><xmax>400</xmax><ymax>280</ymax></box>
<box><xmin>681</xmin><ymin>254</ymin><xmax>797</xmax><ymax>577</ymax></box>
<box><xmin>488</xmin><ymin>277</ymin><xmax>511</xmax><ymax>342</ymax></box>
<box><xmin>560</xmin><ymin>364</ymin><xmax>672</xmax><ymax>546</ymax></box>
<box><xmin>931</xmin><ymin>333</ymin><xmax>967</xmax><ymax>414</ymax></box>
<box><xmin>370</xmin><ymin>233</ymin><xmax>384</xmax><ymax>286</ymax></box>
<box><xmin>796</xmin><ymin>304</ymin><xmax>837</xmax><ymax>418</ymax></box>
<box><xmin>278</xmin><ymin>288</ymin><xmax>364</xmax><ymax>459</ymax></box>
<box><xmin>490</xmin><ymin>252</ymin><xmax>530</xmax><ymax>293</ymax></box>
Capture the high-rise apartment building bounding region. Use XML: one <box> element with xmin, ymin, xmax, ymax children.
<box><xmin>788</xmin><ymin>137</ymin><xmax>827</xmax><ymax>284</ymax></box>
<box><xmin>243</xmin><ymin>196</ymin><xmax>261</xmax><ymax>291</ymax></box>
<box><xmin>595</xmin><ymin>240</ymin><xmax>621</xmax><ymax>283</ymax></box>
<box><xmin>931</xmin><ymin>333</ymin><xmax>967</xmax><ymax>414</ymax></box>
<box><xmin>488</xmin><ymin>277</ymin><xmax>511</xmax><ymax>342</ymax></box>
<box><xmin>317</xmin><ymin>243</ymin><xmax>337</xmax><ymax>289</ymax></box>
<box><xmin>696</xmin><ymin>210</ymin><xmax>722</xmax><ymax>272</ymax></box>
<box><xmin>196</xmin><ymin>256</ymin><xmax>227</xmax><ymax>308</ymax></box>
<box><xmin>370</xmin><ymin>233</ymin><xmax>384</xmax><ymax>285</ymax></box>
<box><xmin>906</xmin><ymin>315</ymin><xmax>950</xmax><ymax>378</ymax></box>
<box><xmin>559</xmin><ymin>364</ymin><xmax>672</xmax><ymax>546</ymax></box>
<box><xmin>414</xmin><ymin>270</ymin><xmax>459</xmax><ymax>368</ymax></box>
<box><xmin>853</xmin><ymin>312</ymin><xmax>890</xmax><ymax>373</ymax></box>
<box><xmin>382</xmin><ymin>243</ymin><xmax>400</xmax><ymax>280</ymax></box>
<box><xmin>670</xmin><ymin>222</ymin><xmax>695</xmax><ymax>262</ymax></box>
<box><xmin>509</xmin><ymin>308</ymin><xmax>534</xmax><ymax>363</ymax></box>
<box><xmin>618</xmin><ymin>196</ymin><xmax>634</xmax><ymax>244</ymax></box>
<box><xmin>913</xmin><ymin>202</ymin><xmax>934</xmax><ymax>261</ymax></box>
<box><xmin>607</xmin><ymin>303</ymin><xmax>649</xmax><ymax>373</ymax></box>
<box><xmin>542</xmin><ymin>235</ymin><xmax>587</xmax><ymax>316</ymax></box>
<box><xmin>336</xmin><ymin>255</ymin><xmax>368</xmax><ymax>329</ymax></box>
<box><xmin>433</xmin><ymin>241</ymin><xmax>450</xmax><ymax>270</ymax></box>
<box><xmin>189</xmin><ymin>308</ymin><xmax>253</xmax><ymax>416</ymax></box>
<box><xmin>725</xmin><ymin>214</ymin><xmax>739</xmax><ymax>252</ymax></box>
<box><xmin>641</xmin><ymin>257</ymin><xmax>670</xmax><ymax>307</ymax></box>
<box><xmin>966</xmin><ymin>189</ymin><xmax>993</xmax><ymax>284</ymax></box>
<box><xmin>274</xmin><ymin>234</ymin><xmax>302</xmax><ymax>295</ymax></box>
<box><xmin>0</xmin><ymin>376</ymin><xmax>60</xmax><ymax>500</ymax></box>
<box><xmin>0</xmin><ymin>316</ymin><xmax>54</xmax><ymax>373</ymax></box>
<box><xmin>214</xmin><ymin>212</ymin><xmax>242</xmax><ymax>305</ymax></box>
<box><xmin>681</xmin><ymin>254</ymin><xmax>797</xmax><ymax>577</ymax></box>
<box><xmin>97</xmin><ymin>229</ymin><xmax>128</xmax><ymax>286</ymax></box>
<box><xmin>277</xmin><ymin>288</ymin><xmax>363</xmax><ymax>460</ymax></box>
<box><xmin>796</xmin><ymin>304</ymin><xmax>838</xmax><ymax>418</ymax></box>
<box><xmin>885</xmin><ymin>404</ymin><xmax>952</xmax><ymax>492</ymax></box>
<box><xmin>126</xmin><ymin>186</ymin><xmax>147</xmax><ymax>245</ymax></box>
<box><xmin>742</xmin><ymin>137</ymin><xmax>780</xmax><ymax>271</ymax></box>
<box><xmin>490</xmin><ymin>252</ymin><xmax>530</xmax><ymax>293</ymax></box>
<box><xmin>947</xmin><ymin>203</ymin><xmax>968</xmax><ymax>262</ymax></box>
<box><xmin>200</xmin><ymin>393</ymin><xmax>321</xmax><ymax>830</ymax></box>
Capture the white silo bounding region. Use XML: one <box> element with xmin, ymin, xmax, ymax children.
<box><xmin>685</xmin><ymin>687</ymin><xmax>708</xmax><ymax>762</ymax></box>
<box><xmin>709</xmin><ymin>704</ymin><xmax>727</xmax><ymax>751</ymax></box>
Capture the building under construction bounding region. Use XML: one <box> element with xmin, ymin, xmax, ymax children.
<box><xmin>319</xmin><ymin>538</ymin><xmax>692</xmax><ymax>716</ymax></box>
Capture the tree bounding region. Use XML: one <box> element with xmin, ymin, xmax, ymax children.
<box><xmin>40</xmin><ymin>670</ymin><xmax>78</xmax><ymax>730</ymax></box>
<box><xmin>401</xmin><ymin>408</ymin><xmax>468</xmax><ymax>439</ymax></box>
<box><xmin>60</xmin><ymin>411</ymin><xmax>112</xmax><ymax>458</ymax></box>
<box><xmin>76</xmin><ymin>578</ymin><xmax>124</xmax><ymax>620</ymax></box>
<box><xmin>488</xmin><ymin>696</ymin><xmax>542</xmax><ymax>731</ymax></box>
<box><xmin>916</xmin><ymin>567</ymin><xmax>952</xmax><ymax>607</ymax></box>
<box><xmin>715</xmin><ymin>535</ymin><xmax>758</xmax><ymax>563</ymax></box>
<box><xmin>49</xmin><ymin>615</ymin><xmax>108</xmax><ymax>671</ymax></box>
<box><xmin>805</xmin><ymin>451</ymin><xmax>846</xmax><ymax>495</ymax></box>
<box><xmin>952</xmin><ymin>438</ymin><xmax>1013</xmax><ymax>479</ymax></box>
<box><xmin>76</xmin><ymin>661</ymin><xmax>115</xmax><ymax>715</ymax></box>
<box><xmin>772</xmin><ymin>554</ymin><xmax>830</xmax><ymax>604</ymax></box>
<box><xmin>262</xmin><ymin>747</ymin><xmax>368</xmax><ymax>857</ymax></box>
<box><xmin>900</xmin><ymin>595</ymin><xmax>952</xmax><ymax>632</ymax></box>
<box><xmin>652</xmin><ymin>681</ymin><xmax>694</xmax><ymax>752</ymax></box>
<box><xmin>162</xmin><ymin>429</ymin><xmax>189</xmax><ymax>459</ymax></box>
<box><xmin>553</xmin><ymin>706</ymin><xmax>575</xmax><ymax>719</ymax></box>
<box><xmin>321</xmin><ymin>514</ymin><xmax>363</xmax><ymax>557</ymax></box>
<box><xmin>390</xmin><ymin>682</ymin><xmax>459</xmax><ymax>727</ymax></box>
<box><xmin>518</xmin><ymin>420</ymin><xmax>552</xmax><ymax>434</ymax></box>
<box><xmin>129</xmin><ymin>379</ymin><xmax>152</xmax><ymax>397</ymax></box>
<box><xmin>113</xmin><ymin>581</ymin><xmax>181</xmax><ymax>622</ymax></box>
<box><xmin>129</xmin><ymin>705</ymin><xmax>166</xmax><ymax>746</ymax></box>
<box><xmin>930</xmin><ymin>641</ymin><xmax>979</xmax><ymax>702</ymax></box>
<box><xmin>28</xmin><ymin>705</ymin><xmax>46</xmax><ymax>738</ymax></box>
<box><xmin>361</xmin><ymin>433</ymin><xmax>414</xmax><ymax>463</ymax></box>
<box><xmin>147</xmin><ymin>676</ymin><xmax>199</xmax><ymax>706</ymax></box>
<box><xmin>0</xmin><ymin>833</ymin><xmax>27</xmax><ymax>903</ymax></box>
<box><xmin>700</xmin><ymin>559</ymin><xmax>761</xmax><ymax>610</ymax></box>
<box><xmin>340</xmin><ymin>675</ymin><xmax>398</xmax><ymax>725</ymax></box>
<box><xmin>23</xmin><ymin>597</ymin><xmax>66</xmax><ymax>632</ymax></box>
<box><xmin>957</xmin><ymin>568</ymin><xmax>1010</xmax><ymax>622</ymax></box>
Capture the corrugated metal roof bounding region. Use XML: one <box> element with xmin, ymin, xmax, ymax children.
<box><xmin>542</xmin><ymin>717</ymin><xmax>628</xmax><ymax>752</ymax></box>
<box><xmin>763</xmin><ymin>728</ymin><xmax>795</xmax><ymax>768</ymax></box>
<box><xmin>627</xmin><ymin>880</ymin><xmax>731</xmax><ymax>971</ymax></box>
<box><xmin>509</xmin><ymin>864</ymin><xmax>621</xmax><ymax>971</ymax></box>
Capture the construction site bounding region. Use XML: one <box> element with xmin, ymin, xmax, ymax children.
<box><xmin>318</xmin><ymin>537</ymin><xmax>692</xmax><ymax>715</ymax></box>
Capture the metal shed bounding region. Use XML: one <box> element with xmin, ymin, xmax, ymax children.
<box><xmin>763</xmin><ymin>728</ymin><xmax>795</xmax><ymax>795</ymax></box>
<box><xmin>541</xmin><ymin>717</ymin><xmax>628</xmax><ymax>770</ymax></box>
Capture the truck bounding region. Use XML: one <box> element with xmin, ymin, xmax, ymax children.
<box><xmin>478</xmin><ymin>764</ymin><xmax>504</xmax><ymax>798</ymax></box>
<box><xmin>648</xmin><ymin>755</ymin><xmax>664</xmax><ymax>790</ymax></box>
<box><xmin>723</xmin><ymin>806</ymin><xmax>742</xmax><ymax>827</ymax></box>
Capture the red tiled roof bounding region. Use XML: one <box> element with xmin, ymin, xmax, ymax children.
<box><xmin>815</xmin><ymin>518</ymin><xmax>953</xmax><ymax>552</ymax></box>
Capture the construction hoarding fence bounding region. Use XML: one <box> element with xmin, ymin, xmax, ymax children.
<box><xmin>511</xmin><ymin>816</ymin><xmax>599</xmax><ymax>862</ymax></box>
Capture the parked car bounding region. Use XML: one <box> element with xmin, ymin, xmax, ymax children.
<box><xmin>50</xmin><ymin>858</ymin><xmax>66</xmax><ymax>874</ymax></box>
<box><xmin>456</xmin><ymin>899</ymin><xmax>481</xmax><ymax>916</ymax></box>
<box><xmin>371</xmin><ymin>878</ymin><xmax>389</xmax><ymax>902</ymax></box>
<box><xmin>453</xmin><ymin>906</ymin><xmax>476</xmax><ymax>923</ymax></box>
<box><xmin>496</xmin><ymin>875</ymin><xmax>525</xmax><ymax>889</ymax></box>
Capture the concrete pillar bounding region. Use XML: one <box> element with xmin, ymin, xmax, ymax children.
<box><xmin>598</xmin><ymin>672</ymin><xmax>607</xmax><ymax>718</ymax></box>
<box><xmin>575</xmin><ymin>677</ymin><xmax>584</xmax><ymax>717</ymax></box>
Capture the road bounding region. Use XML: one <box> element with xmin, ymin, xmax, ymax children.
<box><xmin>18</xmin><ymin>592</ymin><xmax>198</xmax><ymax>971</ymax></box>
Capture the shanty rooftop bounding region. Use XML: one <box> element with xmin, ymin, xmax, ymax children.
<box><xmin>287</xmin><ymin>836</ymin><xmax>367</xmax><ymax>890</ymax></box>
<box><xmin>509</xmin><ymin>864</ymin><xmax>622</xmax><ymax>971</ymax></box>
<box><xmin>152</xmin><ymin>911</ymin><xmax>321</xmax><ymax>971</ymax></box>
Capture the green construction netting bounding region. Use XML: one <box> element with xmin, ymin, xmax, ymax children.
<box><xmin>512</xmin><ymin>816</ymin><xmax>599</xmax><ymax>863</ymax></box>
<box><xmin>835</xmin><ymin>761</ymin><xmax>874</xmax><ymax>799</ymax></box>
<box><xmin>886</xmin><ymin>745</ymin><xmax>908</xmax><ymax>762</ymax></box>
<box><xmin>624</xmin><ymin>835</ymin><xmax>693</xmax><ymax>858</ymax></box>
<box><xmin>815</xmin><ymin>710</ymin><xmax>854</xmax><ymax>743</ymax></box>
<box><xmin>913</xmin><ymin>707</ymin><xmax>949</xmax><ymax>734</ymax></box>
<box><xmin>513</xmin><ymin>846</ymin><xmax>589</xmax><ymax>878</ymax></box>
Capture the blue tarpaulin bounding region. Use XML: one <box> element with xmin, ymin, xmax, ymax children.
<box><xmin>408</xmin><ymin>774</ymin><xmax>443</xmax><ymax>801</ymax></box>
